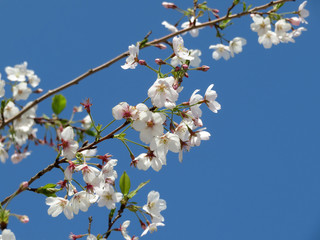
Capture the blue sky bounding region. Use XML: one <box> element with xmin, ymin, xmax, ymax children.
<box><xmin>0</xmin><ymin>0</ymin><xmax>319</xmax><ymax>239</ymax></box>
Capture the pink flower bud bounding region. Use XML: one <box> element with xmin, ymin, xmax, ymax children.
<box><xmin>184</xmin><ymin>72</ymin><xmax>189</xmax><ymax>78</ymax></box>
<box><xmin>18</xmin><ymin>215</ymin><xmax>29</xmax><ymax>223</ymax></box>
<box><xmin>197</xmin><ymin>65</ymin><xmax>210</xmax><ymax>72</ymax></box>
<box><xmin>138</xmin><ymin>60</ymin><xmax>147</xmax><ymax>66</ymax></box>
<box><xmin>19</xmin><ymin>181</ymin><xmax>29</xmax><ymax>191</ymax></box>
<box><xmin>69</xmin><ymin>233</ymin><xmax>84</xmax><ymax>240</ymax></box>
<box><xmin>212</xmin><ymin>9</ymin><xmax>219</xmax><ymax>13</ymax></box>
<box><xmin>33</xmin><ymin>88</ymin><xmax>43</xmax><ymax>94</ymax></box>
<box><xmin>182</xmin><ymin>64</ymin><xmax>188</xmax><ymax>70</ymax></box>
<box><xmin>139</xmin><ymin>219</ymin><xmax>147</xmax><ymax>230</ymax></box>
<box><xmin>162</xmin><ymin>2</ymin><xmax>177</xmax><ymax>9</ymax></box>
<box><xmin>155</xmin><ymin>58</ymin><xmax>165</xmax><ymax>65</ymax></box>
<box><xmin>288</xmin><ymin>17</ymin><xmax>301</xmax><ymax>26</ymax></box>
<box><xmin>155</xmin><ymin>43</ymin><xmax>167</xmax><ymax>49</ymax></box>
<box><xmin>175</xmin><ymin>66</ymin><xmax>181</xmax><ymax>72</ymax></box>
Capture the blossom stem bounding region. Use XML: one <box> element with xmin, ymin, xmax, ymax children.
<box><xmin>100</xmin><ymin>119</ymin><xmax>116</xmax><ymax>133</ymax></box>
<box><xmin>122</xmin><ymin>138</ymin><xmax>148</xmax><ymax>149</ymax></box>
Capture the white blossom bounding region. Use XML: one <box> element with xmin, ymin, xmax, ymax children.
<box><xmin>112</xmin><ymin>102</ymin><xmax>138</xmax><ymax>120</ymax></box>
<box><xmin>81</xmin><ymin>115</ymin><xmax>92</xmax><ymax>129</ymax></box>
<box><xmin>3</xmin><ymin>101</ymin><xmax>19</xmax><ymax>120</ymax></box>
<box><xmin>150</xmin><ymin>132</ymin><xmax>180</xmax><ymax>162</ymax></box>
<box><xmin>96</xmin><ymin>184</ymin><xmax>123</xmax><ymax>209</ymax></box>
<box><xmin>61</xmin><ymin>126</ymin><xmax>79</xmax><ymax>160</ymax></box>
<box><xmin>0</xmin><ymin>229</ymin><xmax>16</xmax><ymax>240</ymax></box>
<box><xmin>250</xmin><ymin>14</ymin><xmax>271</xmax><ymax>36</ymax></box>
<box><xmin>229</xmin><ymin>37</ymin><xmax>247</xmax><ymax>57</ymax></box>
<box><xmin>120</xmin><ymin>220</ymin><xmax>132</xmax><ymax>240</ymax></box>
<box><xmin>121</xmin><ymin>44</ymin><xmax>139</xmax><ymax>70</ymax></box>
<box><xmin>209</xmin><ymin>44</ymin><xmax>230</xmax><ymax>60</ymax></box>
<box><xmin>189</xmin><ymin>89</ymin><xmax>203</xmax><ymax>118</ymax></box>
<box><xmin>204</xmin><ymin>84</ymin><xmax>221</xmax><ymax>113</ymax></box>
<box><xmin>190</xmin><ymin>128</ymin><xmax>211</xmax><ymax>147</ymax></box>
<box><xmin>161</xmin><ymin>21</ymin><xmax>178</xmax><ymax>33</ymax></box>
<box><xmin>70</xmin><ymin>191</ymin><xmax>91</xmax><ymax>214</ymax></box>
<box><xmin>298</xmin><ymin>1</ymin><xmax>309</xmax><ymax>24</ymax></box>
<box><xmin>189</xmin><ymin>49</ymin><xmax>202</xmax><ymax>67</ymax></box>
<box><xmin>46</xmin><ymin>197</ymin><xmax>74</xmax><ymax>220</ymax></box>
<box><xmin>148</xmin><ymin>77</ymin><xmax>178</xmax><ymax>109</ymax></box>
<box><xmin>172</xmin><ymin>36</ymin><xmax>194</xmax><ymax>62</ymax></box>
<box><xmin>75</xmin><ymin>163</ymin><xmax>100</xmax><ymax>184</ymax></box>
<box><xmin>12</xmin><ymin>82</ymin><xmax>32</xmax><ymax>101</ymax></box>
<box><xmin>181</xmin><ymin>17</ymin><xmax>202</xmax><ymax>37</ymax></box>
<box><xmin>11</xmin><ymin>151</ymin><xmax>31</xmax><ymax>164</ymax></box>
<box><xmin>258</xmin><ymin>31</ymin><xmax>280</xmax><ymax>49</ymax></box>
<box><xmin>132</xmin><ymin>111</ymin><xmax>166</xmax><ymax>144</ymax></box>
<box><xmin>141</xmin><ymin>221</ymin><xmax>165</xmax><ymax>237</ymax></box>
<box><xmin>275</xmin><ymin>19</ymin><xmax>291</xmax><ymax>37</ymax></box>
<box><xmin>135</xmin><ymin>152</ymin><xmax>165</xmax><ymax>172</ymax></box>
<box><xmin>0</xmin><ymin>143</ymin><xmax>8</xmax><ymax>164</ymax></box>
<box><xmin>290</xmin><ymin>27</ymin><xmax>307</xmax><ymax>38</ymax></box>
<box><xmin>0</xmin><ymin>74</ymin><xmax>5</xmax><ymax>98</ymax></box>
<box><xmin>5</xmin><ymin>62</ymin><xmax>28</xmax><ymax>82</ymax></box>
<box><xmin>143</xmin><ymin>191</ymin><xmax>166</xmax><ymax>221</ymax></box>
<box><xmin>27</xmin><ymin>73</ymin><xmax>40</xmax><ymax>87</ymax></box>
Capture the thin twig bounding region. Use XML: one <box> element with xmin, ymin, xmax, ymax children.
<box><xmin>0</xmin><ymin>0</ymin><xmax>294</xmax><ymax>129</ymax></box>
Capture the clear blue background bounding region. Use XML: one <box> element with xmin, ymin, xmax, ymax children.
<box><xmin>0</xmin><ymin>0</ymin><xmax>319</xmax><ymax>239</ymax></box>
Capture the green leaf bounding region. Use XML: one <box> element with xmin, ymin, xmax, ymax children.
<box><xmin>127</xmin><ymin>180</ymin><xmax>150</xmax><ymax>199</ymax></box>
<box><xmin>85</xmin><ymin>129</ymin><xmax>97</xmax><ymax>137</ymax></box>
<box><xmin>35</xmin><ymin>183</ymin><xmax>60</xmax><ymax>197</ymax></box>
<box><xmin>126</xmin><ymin>205</ymin><xmax>140</xmax><ymax>213</ymax></box>
<box><xmin>273</xmin><ymin>3</ymin><xmax>284</xmax><ymax>12</ymax></box>
<box><xmin>219</xmin><ymin>19</ymin><xmax>231</xmax><ymax>29</ymax></box>
<box><xmin>119</xmin><ymin>171</ymin><xmax>131</xmax><ymax>195</ymax></box>
<box><xmin>109</xmin><ymin>208</ymin><xmax>115</xmax><ymax>220</ymax></box>
<box><xmin>52</xmin><ymin>94</ymin><xmax>67</xmax><ymax>115</ymax></box>
<box><xmin>243</xmin><ymin>2</ymin><xmax>246</xmax><ymax>12</ymax></box>
<box><xmin>233</xmin><ymin>0</ymin><xmax>240</xmax><ymax>5</ymax></box>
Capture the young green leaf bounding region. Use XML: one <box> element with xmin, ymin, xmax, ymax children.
<box><xmin>35</xmin><ymin>183</ymin><xmax>60</xmax><ymax>197</ymax></box>
<box><xmin>52</xmin><ymin>94</ymin><xmax>67</xmax><ymax>115</ymax></box>
<box><xmin>119</xmin><ymin>171</ymin><xmax>131</xmax><ymax>195</ymax></box>
<box><xmin>127</xmin><ymin>180</ymin><xmax>150</xmax><ymax>199</ymax></box>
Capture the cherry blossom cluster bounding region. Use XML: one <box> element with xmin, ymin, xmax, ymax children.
<box><xmin>251</xmin><ymin>1</ymin><xmax>308</xmax><ymax>49</ymax></box>
<box><xmin>0</xmin><ymin>62</ymin><xmax>41</xmax><ymax>164</ymax></box>
<box><xmin>0</xmin><ymin>1</ymin><xmax>309</xmax><ymax>239</ymax></box>
<box><xmin>118</xmin><ymin>34</ymin><xmax>221</xmax><ymax>171</ymax></box>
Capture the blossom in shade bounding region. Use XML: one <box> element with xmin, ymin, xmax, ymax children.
<box><xmin>0</xmin><ymin>74</ymin><xmax>5</xmax><ymax>98</ymax></box>
<box><xmin>229</xmin><ymin>37</ymin><xmax>247</xmax><ymax>57</ymax></box>
<box><xmin>121</xmin><ymin>44</ymin><xmax>139</xmax><ymax>70</ymax></box>
<box><xmin>0</xmin><ymin>143</ymin><xmax>9</xmax><ymax>163</ymax></box>
<box><xmin>11</xmin><ymin>151</ymin><xmax>31</xmax><ymax>164</ymax></box>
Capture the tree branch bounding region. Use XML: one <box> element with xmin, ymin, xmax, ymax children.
<box><xmin>0</xmin><ymin>0</ymin><xmax>294</xmax><ymax>129</ymax></box>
